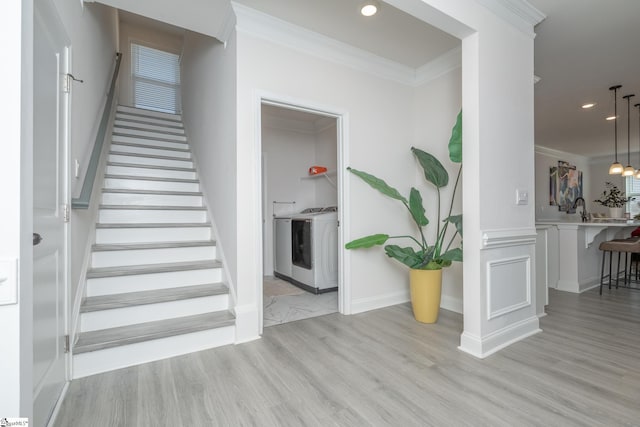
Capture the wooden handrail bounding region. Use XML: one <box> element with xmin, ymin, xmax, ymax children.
<box><xmin>71</xmin><ymin>52</ymin><xmax>122</xmax><ymax>209</ymax></box>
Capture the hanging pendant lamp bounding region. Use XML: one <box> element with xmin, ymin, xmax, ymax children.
<box><xmin>609</xmin><ymin>85</ymin><xmax>624</xmax><ymax>175</ymax></box>
<box><xmin>622</xmin><ymin>93</ymin><xmax>636</xmax><ymax>176</ymax></box>
<box><xmin>635</xmin><ymin>103</ymin><xmax>640</xmax><ymax>179</ymax></box>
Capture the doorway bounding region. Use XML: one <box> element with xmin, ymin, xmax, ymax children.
<box><xmin>33</xmin><ymin>0</ymin><xmax>71</xmax><ymax>425</ymax></box>
<box><xmin>259</xmin><ymin>99</ymin><xmax>346</xmax><ymax>328</ymax></box>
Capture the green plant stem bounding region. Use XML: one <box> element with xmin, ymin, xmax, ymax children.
<box><xmin>401</xmin><ymin>200</ymin><xmax>428</xmax><ymax>248</ymax></box>
<box><xmin>436</xmin><ymin>165</ymin><xmax>462</xmax><ymax>257</ymax></box>
<box><xmin>444</xmin><ymin>230</ymin><xmax>459</xmax><ymax>253</ymax></box>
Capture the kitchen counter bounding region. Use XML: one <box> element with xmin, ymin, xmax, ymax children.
<box><xmin>535</xmin><ymin>220</ymin><xmax>640</xmax><ymax>295</ymax></box>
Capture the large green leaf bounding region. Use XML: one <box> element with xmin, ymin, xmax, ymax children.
<box><xmin>384</xmin><ymin>245</ymin><xmax>425</xmax><ymax>269</ymax></box>
<box><xmin>409</xmin><ymin>188</ymin><xmax>428</xmax><ymax>227</ymax></box>
<box><xmin>448</xmin><ymin>110</ymin><xmax>462</xmax><ymax>163</ymax></box>
<box><xmin>445</xmin><ymin>214</ymin><xmax>463</xmax><ymax>238</ymax></box>
<box><xmin>347</xmin><ymin>167</ymin><xmax>407</xmax><ymax>202</ymax></box>
<box><xmin>345</xmin><ymin>234</ymin><xmax>389</xmax><ymax>249</ymax></box>
<box><xmin>411</xmin><ymin>148</ymin><xmax>448</xmax><ymax>188</ymax></box>
<box><xmin>440</xmin><ymin>248</ymin><xmax>463</xmax><ymax>262</ymax></box>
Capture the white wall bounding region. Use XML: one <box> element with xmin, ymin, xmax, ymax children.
<box><xmin>535</xmin><ymin>146</ymin><xmax>591</xmax><ymax>221</ymax></box>
<box><xmin>118</xmin><ymin>20</ymin><xmax>184</xmax><ymax>108</ymax></box>
<box><xmin>0</xmin><ymin>0</ymin><xmax>33</xmax><ymax>418</ymax></box>
<box><xmin>180</xmin><ymin>30</ymin><xmax>238</xmax><ymax>304</ymax></box>
<box><xmin>414</xmin><ymin>67</ymin><xmax>463</xmax><ymax>312</ymax></box>
<box><xmin>54</xmin><ymin>0</ymin><xmax>119</xmax><ymax>301</ymax></box>
<box><xmin>314</xmin><ymin>122</ymin><xmax>339</xmax><ymax>207</ymax></box>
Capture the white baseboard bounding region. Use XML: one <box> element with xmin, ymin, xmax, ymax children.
<box><xmin>441</xmin><ymin>294</ymin><xmax>463</xmax><ymax>314</ymax></box>
<box><xmin>458</xmin><ymin>315</ymin><xmax>541</xmax><ymax>359</ymax></box>
<box><xmin>234</xmin><ymin>303</ymin><xmax>260</xmax><ymax>343</ymax></box>
<box><xmin>350</xmin><ymin>290</ymin><xmax>410</xmax><ymax>314</ymax></box>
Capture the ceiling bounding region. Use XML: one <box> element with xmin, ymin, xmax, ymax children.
<box><xmin>528</xmin><ymin>0</ymin><xmax>640</xmax><ymax>158</ymax></box>
<box><xmin>119</xmin><ymin>0</ymin><xmax>640</xmax><ymax>159</ymax></box>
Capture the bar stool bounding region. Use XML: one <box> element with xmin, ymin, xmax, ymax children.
<box><xmin>599</xmin><ymin>237</ymin><xmax>640</xmax><ymax>294</ymax></box>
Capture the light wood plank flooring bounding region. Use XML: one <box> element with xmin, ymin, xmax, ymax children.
<box><xmin>54</xmin><ymin>288</ymin><xmax>640</xmax><ymax>426</ymax></box>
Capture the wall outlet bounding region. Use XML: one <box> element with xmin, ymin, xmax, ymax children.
<box><xmin>516</xmin><ymin>189</ymin><xmax>528</xmax><ymax>205</ymax></box>
<box><xmin>0</xmin><ymin>258</ymin><xmax>17</xmax><ymax>305</ymax></box>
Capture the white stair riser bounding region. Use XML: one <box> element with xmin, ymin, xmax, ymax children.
<box><xmin>98</xmin><ymin>209</ymin><xmax>207</xmax><ymax>224</ymax></box>
<box><xmin>115</xmin><ymin>113</ymin><xmax>183</xmax><ymax>128</ymax></box>
<box><xmin>87</xmin><ymin>269</ymin><xmax>222</xmax><ymax>296</ymax></box>
<box><xmin>91</xmin><ymin>245</ymin><xmax>217</xmax><ymax>268</ymax></box>
<box><xmin>80</xmin><ymin>294</ymin><xmax>229</xmax><ymax>332</ymax></box>
<box><xmin>108</xmin><ymin>154</ymin><xmax>193</xmax><ymax>169</ymax></box>
<box><xmin>101</xmin><ymin>192</ymin><xmax>203</xmax><ymax>207</ymax></box>
<box><xmin>114</xmin><ymin>119</ymin><xmax>184</xmax><ymax>134</ymax></box>
<box><xmin>103</xmin><ymin>178</ymin><xmax>199</xmax><ymax>192</ymax></box>
<box><xmin>112</xmin><ymin>134</ymin><xmax>188</xmax><ymax>150</ymax></box>
<box><xmin>106</xmin><ymin>165</ymin><xmax>197</xmax><ymax>180</ymax></box>
<box><xmin>96</xmin><ymin>227</ymin><xmax>211</xmax><ymax>244</ymax></box>
<box><xmin>113</xmin><ymin>127</ymin><xmax>187</xmax><ymax>142</ymax></box>
<box><xmin>72</xmin><ymin>326</ymin><xmax>234</xmax><ymax>379</ymax></box>
<box><xmin>111</xmin><ymin>144</ymin><xmax>191</xmax><ymax>159</ymax></box>
<box><xmin>117</xmin><ymin>105</ymin><xmax>182</xmax><ymax>121</ymax></box>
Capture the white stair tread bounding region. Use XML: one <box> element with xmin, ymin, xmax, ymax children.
<box><xmin>99</xmin><ymin>204</ymin><xmax>207</xmax><ymax>210</ymax></box>
<box><xmin>111</xmin><ymin>141</ymin><xmax>190</xmax><ymax>153</ymax></box>
<box><xmin>101</xmin><ymin>189</ymin><xmax>202</xmax><ymax>196</ymax></box>
<box><xmin>112</xmin><ymin>133</ymin><xmax>188</xmax><ymax>146</ymax></box>
<box><xmin>107</xmin><ymin>162</ymin><xmax>195</xmax><ymax>172</ymax></box>
<box><xmin>109</xmin><ymin>150</ymin><xmax>192</xmax><ymax>162</ymax></box>
<box><xmin>114</xmin><ymin>125</ymin><xmax>186</xmax><ymax>138</ymax></box>
<box><xmin>92</xmin><ymin>240</ymin><xmax>216</xmax><ymax>252</ymax></box>
<box><xmin>96</xmin><ymin>222</ymin><xmax>210</xmax><ymax>229</ymax></box>
<box><xmin>81</xmin><ymin>283</ymin><xmax>228</xmax><ymax>313</ymax></box>
<box><xmin>87</xmin><ymin>260</ymin><xmax>222</xmax><ymax>278</ymax></box>
<box><xmin>74</xmin><ymin>311</ymin><xmax>234</xmax><ymax>354</ymax></box>
<box><xmin>104</xmin><ymin>174</ymin><xmax>199</xmax><ymax>183</ymax></box>
<box><xmin>116</xmin><ymin>106</ymin><xmax>182</xmax><ymax>122</ymax></box>
<box><xmin>115</xmin><ymin>117</ymin><xmax>184</xmax><ymax>131</ymax></box>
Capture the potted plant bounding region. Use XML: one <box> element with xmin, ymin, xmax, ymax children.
<box><xmin>594</xmin><ymin>182</ymin><xmax>629</xmax><ymax>218</ymax></box>
<box><xmin>346</xmin><ymin>111</ymin><xmax>462</xmax><ymax>323</ymax></box>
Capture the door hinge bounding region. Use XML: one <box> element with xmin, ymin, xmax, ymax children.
<box><xmin>63</xmin><ymin>204</ymin><xmax>70</xmax><ymax>223</ymax></box>
<box><xmin>64</xmin><ymin>335</ymin><xmax>70</xmax><ymax>353</ymax></box>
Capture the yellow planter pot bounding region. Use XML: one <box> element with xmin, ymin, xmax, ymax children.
<box><xmin>409</xmin><ymin>268</ymin><xmax>443</xmax><ymax>323</ymax></box>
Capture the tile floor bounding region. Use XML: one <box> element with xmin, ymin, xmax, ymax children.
<box><xmin>263</xmin><ymin>276</ymin><xmax>338</xmax><ymax>327</ymax></box>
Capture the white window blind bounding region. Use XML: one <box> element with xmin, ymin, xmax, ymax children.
<box><xmin>131</xmin><ymin>43</ymin><xmax>181</xmax><ymax>114</ymax></box>
<box><xmin>626</xmin><ymin>176</ymin><xmax>640</xmax><ymax>217</ymax></box>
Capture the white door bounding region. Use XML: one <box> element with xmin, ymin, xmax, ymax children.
<box><xmin>33</xmin><ymin>0</ymin><xmax>70</xmax><ymax>425</ymax></box>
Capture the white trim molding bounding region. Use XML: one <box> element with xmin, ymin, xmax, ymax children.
<box><xmin>482</xmin><ymin>228</ymin><xmax>537</xmax><ymax>249</ymax></box>
<box><xmin>231</xmin><ymin>2</ymin><xmax>461</xmax><ymax>87</ymax></box>
<box><xmin>351</xmin><ymin>290</ymin><xmax>410</xmax><ymax>315</ymax></box>
<box><xmin>476</xmin><ymin>0</ymin><xmax>546</xmax><ymax>37</ymax></box>
<box><xmin>459</xmin><ymin>316</ymin><xmax>541</xmax><ymax>359</ymax></box>
<box><xmin>486</xmin><ymin>255</ymin><xmax>531</xmax><ymax>319</ymax></box>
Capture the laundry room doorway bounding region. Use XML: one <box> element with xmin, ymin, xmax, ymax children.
<box><xmin>258</xmin><ymin>98</ymin><xmax>347</xmax><ymax>328</ymax></box>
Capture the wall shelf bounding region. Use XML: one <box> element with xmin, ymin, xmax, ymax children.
<box><xmin>300</xmin><ymin>171</ymin><xmax>337</xmax><ymax>187</ymax></box>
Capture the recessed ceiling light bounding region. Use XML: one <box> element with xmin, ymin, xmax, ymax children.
<box><xmin>581</xmin><ymin>103</ymin><xmax>596</xmax><ymax>109</ymax></box>
<box><xmin>360</xmin><ymin>2</ymin><xmax>379</xmax><ymax>17</ymax></box>
<box><xmin>606</xmin><ymin>116</ymin><xmax>617</xmax><ymax>121</ymax></box>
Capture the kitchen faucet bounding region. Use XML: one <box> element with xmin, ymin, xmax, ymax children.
<box><xmin>572</xmin><ymin>197</ymin><xmax>589</xmax><ymax>222</ymax></box>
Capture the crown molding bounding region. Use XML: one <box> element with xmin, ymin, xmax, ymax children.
<box><xmin>231</xmin><ymin>2</ymin><xmax>459</xmax><ymax>87</ymax></box>
<box><xmin>534</xmin><ymin>145</ymin><xmax>590</xmax><ymax>163</ymax></box>
<box><xmin>477</xmin><ymin>0</ymin><xmax>546</xmax><ymax>38</ymax></box>
<box><xmin>218</xmin><ymin>1</ymin><xmax>237</xmax><ymax>44</ymax></box>
<box><xmin>414</xmin><ymin>46</ymin><xmax>461</xmax><ymax>86</ymax></box>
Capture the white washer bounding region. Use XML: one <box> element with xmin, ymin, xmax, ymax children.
<box><xmin>290</xmin><ymin>211</ymin><xmax>338</xmax><ymax>293</ymax></box>
<box><xmin>273</xmin><ymin>215</ymin><xmax>293</xmax><ymax>279</ymax></box>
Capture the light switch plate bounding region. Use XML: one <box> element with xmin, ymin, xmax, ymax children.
<box><xmin>0</xmin><ymin>258</ymin><xmax>18</xmax><ymax>305</ymax></box>
<box><xmin>516</xmin><ymin>189</ymin><xmax>529</xmax><ymax>205</ymax></box>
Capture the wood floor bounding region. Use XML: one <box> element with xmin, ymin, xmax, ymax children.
<box><xmin>54</xmin><ymin>288</ymin><xmax>640</xmax><ymax>426</ymax></box>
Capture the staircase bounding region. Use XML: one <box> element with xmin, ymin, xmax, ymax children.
<box><xmin>73</xmin><ymin>105</ymin><xmax>235</xmax><ymax>379</ymax></box>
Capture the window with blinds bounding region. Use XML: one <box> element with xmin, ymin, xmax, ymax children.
<box><xmin>131</xmin><ymin>43</ymin><xmax>181</xmax><ymax>114</ymax></box>
<box><xmin>626</xmin><ymin>176</ymin><xmax>640</xmax><ymax>217</ymax></box>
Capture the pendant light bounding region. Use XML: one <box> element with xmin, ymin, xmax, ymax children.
<box><xmin>609</xmin><ymin>85</ymin><xmax>624</xmax><ymax>175</ymax></box>
<box><xmin>635</xmin><ymin>103</ymin><xmax>640</xmax><ymax>179</ymax></box>
<box><xmin>622</xmin><ymin>93</ymin><xmax>636</xmax><ymax>176</ymax></box>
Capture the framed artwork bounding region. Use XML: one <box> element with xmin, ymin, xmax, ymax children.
<box><xmin>550</xmin><ymin>161</ymin><xmax>583</xmax><ymax>212</ymax></box>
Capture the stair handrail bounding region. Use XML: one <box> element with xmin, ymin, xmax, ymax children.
<box><xmin>72</xmin><ymin>52</ymin><xmax>122</xmax><ymax>209</ymax></box>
